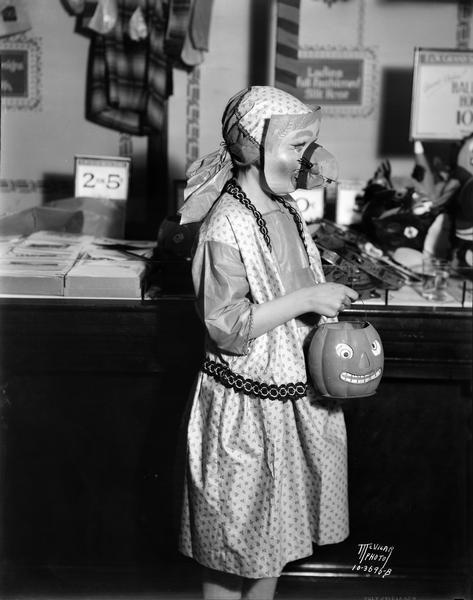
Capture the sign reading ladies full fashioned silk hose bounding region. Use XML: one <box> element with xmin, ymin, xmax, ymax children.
<box><xmin>410</xmin><ymin>47</ymin><xmax>473</xmax><ymax>141</ymax></box>
<box><xmin>295</xmin><ymin>57</ymin><xmax>363</xmax><ymax>105</ymax></box>
<box><xmin>292</xmin><ymin>47</ymin><xmax>377</xmax><ymax>117</ymax></box>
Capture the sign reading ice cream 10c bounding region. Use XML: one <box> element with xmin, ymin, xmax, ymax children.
<box><xmin>294</xmin><ymin>58</ymin><xmax>363</xmax><ymax>105</ymax></box>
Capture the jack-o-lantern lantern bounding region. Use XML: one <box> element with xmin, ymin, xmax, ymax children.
<box><xmin>308</xmin><ymin>321</ymin><xmax>384</xmax><ymax>398</ymax></box>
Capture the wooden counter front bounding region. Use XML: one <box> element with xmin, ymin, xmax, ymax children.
<box><xmin>0</xmin><ymin>297</ymin><xmax>471</xmax><ymax>597</ymax></box>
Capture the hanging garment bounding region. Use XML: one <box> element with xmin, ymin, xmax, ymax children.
<box><xmin>164</xmin><ymin>0</ymin><xmax>194</xmax><ymax>62</ymax></box>
<box><xmin>180</xmin><ymin>0</ymin><xmax>214</xmax><ymax>67</ymax></box>
<box><xmin>0</xmin><ymin>0</ymin><xmax>31</xmax><ymax>37</ymax></box>
<box><xmin>180</xmin><ymin>31</ymin><xmax>204</xmax><ymax>67</ymax></box>
<box><xmin>188</xmin><ymin>0</ymin><xmax>213</xmax><ymax>51</ymax></box>
<box><xmin>62</xmin><ymin>0</ymin><xmax>86</xmax><ymax>15</ymax></box>
<box><xmin>128</xmin><ymin>5</ymin><xmax>148</xmax><ymax>40</ymax></box>
<box><xmin>87</xmin><ymin>0</ymin><xmax>172</xmax><ymax>135</ymax></box>
<box><xmin>88</xmin><ymin>0</ymin><xmax>118</xmax><ymax>35</ymax></box>
<box><xmin>164</xmin><ymin>0</ymin><xmax>214</xmax><ymax>68</ymax></box>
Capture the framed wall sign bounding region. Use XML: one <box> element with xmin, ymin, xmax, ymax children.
<box><xmin>0</xmin><ymin>36</ymin><xmax>41</xmax><ymax>110</ymax></box>
<box><xmin>410</xmin><ymin>47</ymin><xmax>473</xmax><ymax>141</ymax></box>
<box><xmin>294</xmin><ymin>47</ymin><xmax>377</xmax><ymax>117</ymax></box>
<box><xmin>74</xmin><ymin>155</ymin><xmax>131</xmax><ymax>200</ymax></box>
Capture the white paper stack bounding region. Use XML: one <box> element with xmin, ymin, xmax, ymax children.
<box><xmin>7</xmin><ymin>230</ymin><xmax>92</xmax><ymax>258</ymax></box>
<box><xmin>63</xmin><ymin>238</ymin><xmax>156</xmax><ymax>298</ymax></box>
<box><xmin>0</xmin><ymin>257</ymin><xmax>76</xmax><ymax>296</ymax></box>
<box><xmin>0</xmin><ymin>232</ymin><xmax>157</xmax><ymax>298</ymax></box>
<box><xmin>0</xmin><ymin>231</ymin><xmax>90</xmax><ymax>296</ymax></box>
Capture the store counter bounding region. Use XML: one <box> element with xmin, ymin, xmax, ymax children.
<box><xmin>0</xmin><ymin>294</ymin><xmax>471</xmax><ymax>595</ymax></box>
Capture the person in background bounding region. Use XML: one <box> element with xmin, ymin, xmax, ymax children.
<box><xmin>177</xmin><ymin>86</ymin><xmax>358</xmax><ymax>600</ymax></box>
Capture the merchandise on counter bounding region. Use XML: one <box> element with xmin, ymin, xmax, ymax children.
<box><xmin>355</xmin><ymin>142</ymin><xmax>473</xmax><ymax>267</ymax></box>
<box><xmin>452</xmin><ymin>136</ymin><xmax>473</xmax><ymax>268</ymax></box>
<box><xmin>0</xmin><ymin>231</ymin><xmax>90</xmax><ymax>296</ymax></box>
<box><xmin>0</xmin><ymin>206</ymin><xmax>84</xmax><ymax>236</ymax></box>
<box><xmin>0</xmin><ymin>231</ymin><xmax>156</xmax><ymax>298</ymax></box>
<box><xmin>310</xmin><ymin>218</ymin><xmax>409</xmax><ymax>296</ymax></box>
<box><xmin>0</xmin><ymin>256</ymin><xmax>76</xmax><ymax>296</ymax></box>
<box><xmin>8</xmin><ymin>230</ymin><xmax>92</xmax><ymax>257</ymax></box>
<box><xmin>63</xmin><ymin>237</ymin><xmax>156</xmax><ymax>298</ymax></box>
<box><xmin>64</xmin><ymin>255</ymin><xmax>148</xmax><ymax>298</ymax></box>
<box><xmin>47</xmin><ymin>196</ymin><xmax>126</xmax><ymax>238</ymax></box>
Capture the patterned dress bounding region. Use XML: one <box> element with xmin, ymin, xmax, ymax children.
<box><xmin>179</xmin><ymin>186</ymin><xmax>349</xmax><ymax>578</ymax></box>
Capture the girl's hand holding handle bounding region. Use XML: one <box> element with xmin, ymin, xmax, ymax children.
<box><xmin>301</xmin><ymin>283</ymin><xmax>359</xmax><ymax>318</ymax></box>
<box><xmin>251</xmin><ymin>283</ymin><xmax>359</xmax><ymax>338</ymax></box>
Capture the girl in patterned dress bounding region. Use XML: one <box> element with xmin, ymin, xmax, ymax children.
<box><xmin>178</xmin><ymin>86</ymin><xmax>358</xmax><ymax>600</ymax></box>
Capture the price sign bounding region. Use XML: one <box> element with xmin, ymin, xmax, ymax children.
<box><xmin>410</xmin><ymin>47</ymin><xmax>473</xmax><ymax>141</ymax></box>
<box><xmin>74</xmin><ymin>155</ymin><xmax>131</xmax><ymax>200</ymax></box>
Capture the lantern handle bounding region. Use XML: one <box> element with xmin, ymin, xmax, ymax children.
<box><xmin>358</xmin><ymin>296</ymin><xmax>368</xmax><ymax>323</ymax></box>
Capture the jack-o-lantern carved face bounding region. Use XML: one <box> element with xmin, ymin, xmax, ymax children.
<box><xmin>308</xmin><ymin>321</ymin><xmax>384</xmax><ymax>398</ymax></box>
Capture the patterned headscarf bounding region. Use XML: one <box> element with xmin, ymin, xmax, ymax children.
<box><xmin>179</xmin><ymin>86</ymin><xmax>313</xmax><ymax>224</ymax></box>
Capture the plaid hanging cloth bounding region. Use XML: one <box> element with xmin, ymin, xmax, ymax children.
<box><xmin>87</xmin><ymin>0</ymin><xmax>172</xmax><ymax>135</ymax></box>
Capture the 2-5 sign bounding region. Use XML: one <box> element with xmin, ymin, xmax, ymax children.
<box><xmin>74</xmin><ymin>155</ymin><xmax>131</xmax><ymax>200</ymax></box>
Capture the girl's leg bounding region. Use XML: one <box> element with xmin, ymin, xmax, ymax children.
<box><xmin>202</xmin><ymin>567</ymin><xmax>243</xmax><ymax>599</ymax></box>
<box><xmin>242</xmin><ymin>576</ymin><xmax>278</xmax><ymax>600</ymax></box>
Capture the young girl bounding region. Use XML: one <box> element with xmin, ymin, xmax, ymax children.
<box><xmin>178</xmin><ymin>86</ymin><xmax>358</xmax><ymax>600</ymax></box>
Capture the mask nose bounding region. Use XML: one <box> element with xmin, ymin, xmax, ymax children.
<box><xmin>296</xmin><ymin>141</ymin><xmax>338</xmax><ymax>190</ymax></box>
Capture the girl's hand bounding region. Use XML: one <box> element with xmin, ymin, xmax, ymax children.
<box><xmin>251</xmin><ymin>282</ymin><xmax>359</xmax><ymax>339</ymax></box>
<box><xmin>302</xmin><ymin>283</ymin><xmax>359</xmax><ymax>317</ymax></box>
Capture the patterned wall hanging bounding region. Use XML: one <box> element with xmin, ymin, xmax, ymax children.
<box><xmin>186</xmin><ymin>65</ymin><xmax>201</xmax><ymax>170</ymax></box>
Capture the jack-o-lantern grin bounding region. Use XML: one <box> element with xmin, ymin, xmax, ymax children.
<box><xmin>308</xmin><ymin>321</ymin><xmax>385</xmax><ymax>398</ymax></box>
<box><xmin>340</xmin><ymin>368</ymin><xmax>382</xmax><ymax>385</ymax></box>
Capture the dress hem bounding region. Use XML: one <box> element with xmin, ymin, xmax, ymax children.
<box><xmin>178</xmin><ymin>540</ymin><xmax>345</xmax><ymax>580</ymax></box>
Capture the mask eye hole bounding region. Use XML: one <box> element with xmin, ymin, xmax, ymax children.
<box><xmin>371</xmin><ymin>340</ymin><xmax>381</xmax><ymax>356</ymax></box>
<box><xmin>336</xmin><ymin>343</ymin><xmax>353</xmax><ymax>359</ymax></box>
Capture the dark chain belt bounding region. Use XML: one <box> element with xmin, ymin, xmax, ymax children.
<box><xmin>202</xmin><ymin>358</ymin><xmax>307</xmax><ymax>402</ymax></box>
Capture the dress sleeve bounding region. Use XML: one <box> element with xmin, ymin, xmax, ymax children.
<box><xmin>192</xmin><ymin>239</ymin><xmax>253</xmax><ymax>355</ymax></box>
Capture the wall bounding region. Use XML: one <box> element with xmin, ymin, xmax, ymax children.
<box><xmin>167</xmin><ymin>0</ymin><xmax>256</xmax><ymax>198</ymax></box>
<box><xmin>168</xmin><ymin>0</ymin><xmax>469</xmax><ymax>196</ymax></box>
<box><xmin>0</xmin><ymin>1</ymin><xmax>148</xmax><ymax>230</ymax></box>
<box><xmin>0</xmin><ymin>0</ymin><xmax>471</xmax><ymax>235</ymax></box>
<box><xmin>297</xmin><ymin>0</ymin><xmax>460</xmax><ymax>184</ymax></box>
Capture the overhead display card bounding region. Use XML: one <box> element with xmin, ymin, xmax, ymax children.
<box><xmin>74</xmin><ymin>155</ymin><xmax>131</xmax><ymax>200</ymax></box>
<box><xmin>410</xmin><ymin>47</ymin><xmax>473</xmax><ymax>141</ymax></box>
